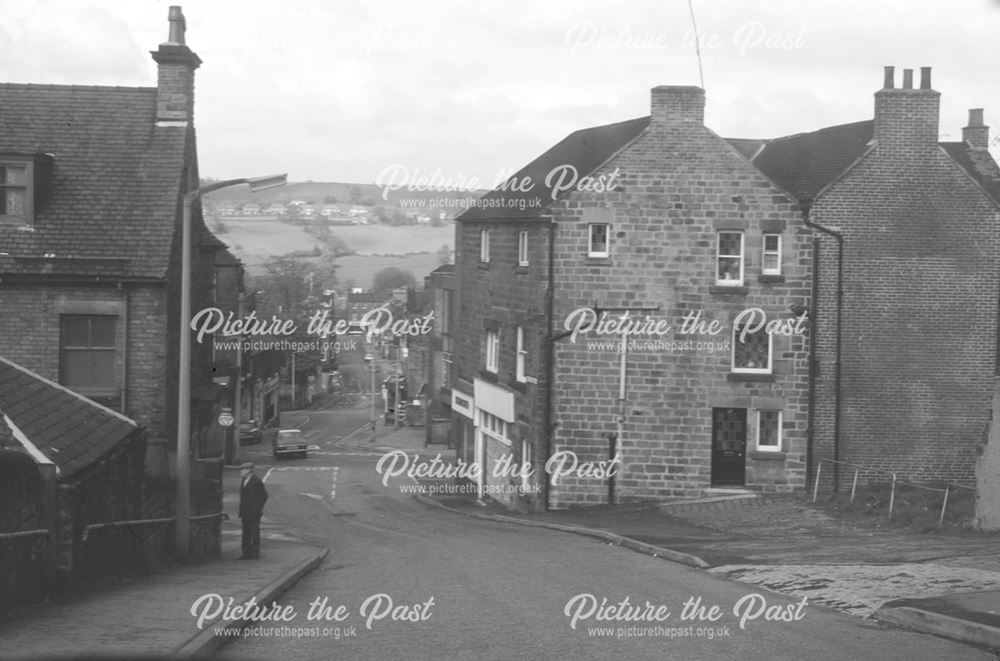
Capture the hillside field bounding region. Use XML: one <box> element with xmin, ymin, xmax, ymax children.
<box><xmin>220</xmin><ymin>218</ymin><xmax>453</xmax><ymax>288</ymax></box>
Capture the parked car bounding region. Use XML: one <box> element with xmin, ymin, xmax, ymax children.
<box><xmin>239</xmin><ymin>419</ymin><xmax>262</xmax><ymax>445</ymax></box>
<box><xmin>272</xmin><ymin>429</ymin><xmax>308</xmax><ymax>459</ymax></box>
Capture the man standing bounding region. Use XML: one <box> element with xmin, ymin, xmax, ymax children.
<box><xmin>238</xmin><ymin>462</ymin><xmax>268</xmax><ymax>559</ymax></box>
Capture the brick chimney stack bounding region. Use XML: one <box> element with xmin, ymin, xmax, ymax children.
<box><xmin>962</xmin><ymin>109</ymin><xmax>990</xmax><ymax>151</ymax></box>
<box><xmin>151</xmin><ymin>6</ymin><xmax>201</xmax><ymax>126</ymax></box>
<box><xmin>873</xmin><ymin>65</ymin><xmax>940</xmax><ymax>154</ymax></box>
<box><xmin>650</xmin><ymin>86</ymin><xmax>705</xmax><ymax>127</ymax></box>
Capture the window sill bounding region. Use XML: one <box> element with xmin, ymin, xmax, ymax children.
<box><xmin>710</xmin><ymin>285</ymin><xmax>748</xmax><ymax>295</ymax></box>
<box><xmin>749</xmin><ymin>451</ymin><xmax>785</xmax><ymax>461</ymax></box>
<box><xmin>727</xmin><ymin>372</ymin><xmax>775</xmax><ymax>383</ymax></box>
<box><xmin>758</xmin><ymin>274</ymin><xmax>785</xmax><ymax>284</ymax></box>
<box><xmin>0</xmin><ymin>218</ymin><xmax>33</xmax><ymax>230</ymax></box>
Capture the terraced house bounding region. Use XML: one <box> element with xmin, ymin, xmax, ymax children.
<box><xmin>0</xmin><ymin>7</ymin><xmax>228</xmax><ymax>557</ymax></box>
<box><xmin>452</xmin><ymin>66</ymin><xmax>1000</xmax><ymax>510</ymax></box>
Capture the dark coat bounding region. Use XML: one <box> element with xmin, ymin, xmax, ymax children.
<box><xmin>239</xmin><ymin>473</ymin><xmax>268</xmax><ymax>520</ymax></box>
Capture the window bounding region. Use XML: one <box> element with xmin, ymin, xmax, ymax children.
<box><xmin>485</xmin><ymin>329</ymin><xmax>499</xmax><ymax>373</ymax></box>
<box><xmin>0</xmin><ymin>162</ymin><xmax>31</xmax><ymax>224</ymax></box>
<box><xmin>588</xmin><ymin>223</ymin><xmax>609</xmax><ymax>257</ymax></box>
<box><xmin>515</xmin><ymin>326</ymin><xmax>527</xmax><ymax>382</ymax></box>
<box><xmin>518</xmin><ymin>230</ymin><xmax>529</xmax><ymax>266</ymax></box>
<box><xmin>762</xmin><ymin>233</ymin><xmax>782</xmax><ymax>275</ymax></box>
<box><xmin>61</xmin><ymin>315</ymin><xmax>118</xmax><ymax>397</ymax></box>
<box><xmin>732</xmin><ymin>325</ymin><xmax>771</xmax><ymax>373</ymax></box>
<box><xmin>479</xmin><ymin>410</ymin><xmax>510</xmax><ymax>444</ymax></box>
<box><xmin>716</xmin><ymin>231</ymin><xmax>744</xmax><ymax>285</ymax></box>
<box><xmin>521</xmin><ymin>438</ymin><xmax>533</xmax><ymax>489</ymax></box>
<box><xmin>757</xmin><ymin>410</ymin><xmax>782</xmax><ymax>452</ymax></box>
<box><xmin>480</xmin><ymin>229</ymin><xmax>491</xmax><ymax>263</ymax></box>
<box><xmin>443</xmin><ymin>351</ymin><xmax>453</xmax><ymax>386</ymax></box>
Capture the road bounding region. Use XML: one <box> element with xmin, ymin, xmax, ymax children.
<box><xmin>222</xmin><ymin>402</ymin><xmax>992</xmax><ymax>661</ymax></box>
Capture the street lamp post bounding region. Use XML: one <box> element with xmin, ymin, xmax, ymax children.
<box><xmin>176</xmin><ymin>174</ymin><xmax>286</xmax><ymax>559</ymax></box>
<box><xmin>364</xmin><ymin>353</ymin><xmax>376</xmax><ymax>443</ymax></box>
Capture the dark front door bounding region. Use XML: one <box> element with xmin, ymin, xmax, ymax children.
<box><xmin>711</xmin><ymin>407</ymin><xmax>747</xmax><ymax>486</ymax></box>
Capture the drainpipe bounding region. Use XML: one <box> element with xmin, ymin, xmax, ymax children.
<box><xmin>806</xmin><ymin>239</ymin><xmax>819</xmax><ymax>488</ymax></box>
<box><xmin>801</xmin><ymin>201</ymin><xmax>843</xmax><ymax>490</ymax></box>
<box><xmin>543</xmin><ymin>215</ymin><xmax>556</xmax><ymax>510</ymax></box>
<box><xmin>117</xmin><ymin>282</ymin><xmax>129</xmax><ymax>414</ymax></box>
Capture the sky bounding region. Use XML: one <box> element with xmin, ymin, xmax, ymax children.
<box><xmin>2</xmin><ymin>0</ymin><xmax>998</xmax><ymax>185</ymax></box>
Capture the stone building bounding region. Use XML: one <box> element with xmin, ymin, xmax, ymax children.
<box><xmin>452</xmin><ymin>66</ymin><xmax>1000</xmax><ymax>510</ymax></box>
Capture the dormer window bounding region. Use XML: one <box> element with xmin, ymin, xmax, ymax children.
<box><xmin>0</xmin><ymin>161</ymin><xmax>32</xmax><ymax>225</ymax></box>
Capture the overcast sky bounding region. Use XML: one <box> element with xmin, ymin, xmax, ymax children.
<box><xmin>2</xmin><ymin>0</ymin><xmax>998</xmax><ymax>185</ymax></box>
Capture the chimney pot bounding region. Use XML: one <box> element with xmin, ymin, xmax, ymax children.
<box><xmin>902</xmin><ymin>69</ymin><xmax>913</xmax><ymax>89</ymax></box>
<box><xmin>883</xmin><ymin>66</ymin><xmax>895</xmax><ymax>89</ymax></box>
<box><xmin>919</xmin><ymin>67</ymin><xmax>932</xmax><ymax>90</ymax></box>
<box><xmin>167</xmin><ymin>6</ymin><xmax>186</xmax><ymax>46</ymax></box>
<box><xmin>969</xmin><ymin>108</ymin><xmax>985</xmax><ymax>127</ymax></box>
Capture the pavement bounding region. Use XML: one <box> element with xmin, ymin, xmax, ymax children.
<box><xmin>3</xmin><ymin>414</ymin><xmax>1000</xmax><ymax>657</ymax></box>
<box><xmin>0</xmin><ymin>464</ymin><xmax>328</xmax><ymax>661</ymax></box>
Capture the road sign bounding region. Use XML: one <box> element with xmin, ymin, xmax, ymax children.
<box><xmin>218</xmin><ymin>410</ymin><xmax>234</xmax><ymax>427</ymax></box>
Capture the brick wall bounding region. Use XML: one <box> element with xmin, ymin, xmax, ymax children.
<box><xmin>0</xmin><ymin>284</ymin><xmax>169</xmax><ymax>436</ymax></box>
<box><xmin>811</xmin><ymin>83</ymin><xmax>1000</xmax><ymax>484</ymax></box>
<box><xmin>453</xmin><ymin>221</ymin><xmax>551</xmax><ymax>511</ymax></box>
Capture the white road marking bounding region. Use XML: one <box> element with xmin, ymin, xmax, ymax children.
<box><xmin>330</xmin><ymin>466</ymin><xmax>339</xmax><ymax>500</ymax></box>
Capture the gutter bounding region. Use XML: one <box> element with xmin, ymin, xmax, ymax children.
<box><xmin>801</xmin><ymin>201</ymin><xmax>844</xmax><ymax>490</ymax></box>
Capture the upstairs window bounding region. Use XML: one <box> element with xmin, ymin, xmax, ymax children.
<box><xmin>588</xmin><ymin>223</ymin><xmax>609</xmax><ymax>258</ymax></box>
<box><xmin>480</xmin><ymin>229</ymin><xmax>491</xmax><ymax>263</ymax></box>
<box><xmin>518</xmin><ymin>230</ymin><xmax>529</xmax><ymax>266</ymax></box>
<box><xmin>732</xmin><ymin>325</ymin><xmax>771</xmax><ymax>373</ymax></box>
<box><xmin>515</xmin><ymin>326</ymin><xmax>527</xmax><ymax>382</ymax></box>
<box><xmin>61</xmin><ymin>315</ymin><xmax>118</xmax><ymax>398</ymax></box>
<box><xmin>716</xmin><ymin>231</ymin><xmax>744</xmax><ymax>285</ymax></box>
<box><xmin>0</xmin><ymin>162</ymin><xmax>31</xmax><ymax>225</ymax></box>
<box><xmin>485</xmin><ymin>329</ymin><xmax>499</xmax><ymax>373</ymax></box>
<box><xmin>762</xmin><ymin>233</ymin><xmax>782</xmax><ymax>275</ymax></box>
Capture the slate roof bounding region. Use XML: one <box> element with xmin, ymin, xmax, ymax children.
<box><xmin>737</xmin><ymin>120</ymin><xmax>875</xmax><ymax>202</ymax></box>
<box><xmin>940</xmin><ymin>143</ymin><xmax>1000</xmax><ymax>207</ymax></box>
<box><xmin>0</xmin><ymin>355</ymin><xmax>139</xmax><ymax>479</ymax></box>
<box><xmin>458</xmin><ymin>116</ymin><xmax>650</xmax><ymax>221</ymax></box>
<box><xmin>0</xmin><ymin>83</ymin><xmax>193</xmax><ymax>279</ymax></box>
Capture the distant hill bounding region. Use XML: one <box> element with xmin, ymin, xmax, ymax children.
<box><xmin>202</xmin><ymin>180</ymin><xmax>487</xmax><ymax>207</ymax></box>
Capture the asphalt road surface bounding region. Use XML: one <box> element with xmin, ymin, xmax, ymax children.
<box><xmin>222</xmin><ymin>405</ymin><xmax>991</xmax><ymax>661</ymax></box>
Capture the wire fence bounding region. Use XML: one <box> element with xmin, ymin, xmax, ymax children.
<box><xmin>812</xmin><ymin>457</ymin><xmax>975</xmax><ymax>526</ymax></box>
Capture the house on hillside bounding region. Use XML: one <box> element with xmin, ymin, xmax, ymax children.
<box><xmin>241</xmin><ymin>202</ymin><xmax>262</xmax><ymax>216</ymax></box>
<box><xmin>452</xmin><ymin>66</ymin><xmax>1000</xmax><ymax>511</ymax></box>
<box><xmin>0</xmin><ymin>7</ymin><xmax>226</xmax><ymax>555</ymax></box>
